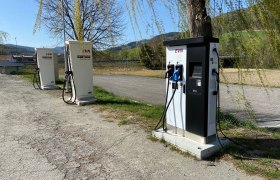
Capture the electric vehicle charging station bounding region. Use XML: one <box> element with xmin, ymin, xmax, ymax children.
<box><xmin>62</xmin><ymin>40</ymin><xmax>96</xmax><ymax>106</ymax></box>
<box><xmin>34</xmin><ymin>48</ymin><xmax>60</xmax><ymax>90</ymax></box>
<box><xmin>153</xmin><ymin>37</ymin><xmax>228</xmax><ymax>159</ymax></box>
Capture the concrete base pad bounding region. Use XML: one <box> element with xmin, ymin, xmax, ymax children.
<box><xmin>41</xmin><ymin>85</ymin><xmax>61</xmax><ymax>90</ymax></box>
<box><xmin>76</xmin><ymin>97</ymin><xmax>97</xmax><ymax>106</ymax></box>
<box><xmin>152</xmin><ymin>129</ymin><xmax>229</xmax><ymax>160</ymax></box>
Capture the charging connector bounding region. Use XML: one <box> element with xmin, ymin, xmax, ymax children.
<box><xmin>212</xmin><ymin>69</ymin><xmax>219</xmax><ymax>95</ymax></box>
<box><xmin>175</xmin><ymin>64</ymin><xmax>183</xmax><ymax>81</ymax></box>
<box><xmin>166</xmin><ymin>64</ymin><xmax>174</xmax><ymax>79</ymax></box>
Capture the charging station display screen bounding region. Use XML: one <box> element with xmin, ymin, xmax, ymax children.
<box><xmin>190</xmin><ymin>63</ymin><xmax>202</xmax><ymax>78</ymax></box>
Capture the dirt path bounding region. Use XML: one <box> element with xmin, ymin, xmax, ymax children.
<box><xmin>94</xmin><ymin>74</ymin><xmax>280</xmax><ymax>128</ymax></box>
<box><xmin>0</xmin><ymin>74</ymin><xmax>262</xmax><ymax>179</ymax></box>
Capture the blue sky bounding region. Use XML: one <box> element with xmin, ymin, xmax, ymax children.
<box><xmin>0</xmin><ymin>0</ymin><xmax>56</xmax><ymax>47</ymax></box>
<box><xmin>0</xmin><ymin>0</ymin><xmax>180</xmax><ymax>48</ymax></box>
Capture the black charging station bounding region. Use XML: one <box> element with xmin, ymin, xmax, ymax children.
<box><xmin>163</xmin><ymin>37</ymin><xmax>219</xmax><ymax>144</ymax></box>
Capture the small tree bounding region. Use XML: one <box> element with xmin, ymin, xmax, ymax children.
<box><xmin>0</xmin><ymin>31</ymin><xmax>8</xmax><ymax>44</ymax></box>
<box><xmin>128</xmin><ymin>47</ymin><xmax>140</xmax><ymax>60</ymax></box>
<box><xmin>140</xmin><ymin>44</ymin><xmax>153</xmax><ymax>69</ymax></box>
<box><xmin>36</xmin><ymin>0</ymin><xmax>124</xmax><ymax>49</ymax></box>
<box><xmin>140</xmin><ymin>43</ymin><xmax>164</xmax><ymax>70</ymax></box>
<box><xmin>117</xmin><ymin>49</ymin><xmax>129</xmax><ymax>60</ymax></box>
<box><xmin>0</xmin><ymin>31</ymin><xmax>8</xmax><ymax>55</ymax></box>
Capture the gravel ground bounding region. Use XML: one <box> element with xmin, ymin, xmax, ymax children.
<box><xmin>94</xmin><ymin>74</ymin><xmax>280</xmax><ymax>128</ymax></box>
<box><xmin>0</xmin><ymin>74</ymin><xmax>262</xmax><ymax>179</ymax></box>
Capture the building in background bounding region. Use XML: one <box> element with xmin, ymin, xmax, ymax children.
<box><xmin>0</xmin><ymin>55</ymin><xmax>24</xmax><ymax>74</ymax></box>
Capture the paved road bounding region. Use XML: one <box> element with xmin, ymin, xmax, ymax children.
<box><xmin>0</xmin><ymin>74</ymin><xmax>261</xmax><ymax>179</ymax></box>
<box><xmin>94</xmin><ymin>74</ymin><xmax>280</xmax><ymax>128</ymax></box>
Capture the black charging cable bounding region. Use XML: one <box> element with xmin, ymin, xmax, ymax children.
<box><xmin>212</xmin><ymin>48</ymin><xmax>249</xmax><ymax>150</ymax></box>
<box><xmin>62</xmin><ymin>70</ymin><xmax>76</xmax><ymax>104</ymax></box>
<box><xmin>154</xmin><ymin>68</ymin><xmax>172</xmax><ymax>130</ymax></box>
<box><xmin>62</xmin><ymin>47</ymin><xmax>77</xmax><ymax>105</ymax></box>
<box><xmin>154</xmin><ymin>68</ymin><xmax>179</xmax><ymax>131</ymax></box>
<box><xmin>33</xmin><ymin>67</ymin><xmax>42</xmax><ymax>90</ymax></box>
<box><xmin>162</xmin><ymin>87</ymin><xmax>177</xmax><ymax>131</ymax></box>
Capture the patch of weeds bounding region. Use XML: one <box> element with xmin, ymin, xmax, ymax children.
<box><xmin>94</xmin><ymin>86</ymin><xmax>163</xmax><ymax>130</ymax></box>
<box><xmin>118</xmin><ymin>119</ymin><xmax>129</xmax><ymax>126</ymax></box>
<box><xmin>12</xmin><ymin>72</ymin><xmax>34</xmax><ymax>81</ymax></box>
<box><xmin>222</xmin><ymin>133</ymin><xmax>280</xmax><ymax>179</ymax></box>
<box><xmin>216</xmin><ymin>110</ymin><xmax>280</xmax><ymax>179</ymax></box>
<box><xmin>55</xmin><ymin>78</ymin><xmax>64</xmax><ymax>85</ymax></box>
<box><xmin>239</xmin><ymin>162</ymin><xmax>258</xmax><ymax>174</ymax></box>
<box><xmin>159</xmin><ymin>138</ymin><xmax>166</xmax><ymax>144</ymax></box>
<box><xmin>237</xmin><ymin>160</ymin><xmax>280</xmax><ymax>179</ymax></box>
<box><xmin>218</xmin><ymin>110</ymin><xmax>256</xmax><ymax>130</ymax></box>
<box><xmin>16</xmin><ymin>72</ymin><xmax>64</xmax><ymax>86</ymax></box>
<box><xmin>147</xmin><ymin>135</ymin><xmax>158</xmax><ymax>142</ymax></box>
<box><xmin>169</xmin><ymin>145</ymin><xmax>194</xmax><ymax>159</ymax></box>
<box><xmin>22</xmin><ymin>74</ymin><xmax>34</xmax><ymax>81</ymax></box>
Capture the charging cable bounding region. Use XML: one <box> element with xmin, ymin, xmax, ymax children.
<box><xmin>62</xmin><ymin>70</ymin><xmax>76</xmax><ymax>104</ymax></box>
<box><xmin>154</xmin><ymin>68</ymin><xmax>179</xmax><ymax>131</ymax></box>
<box><xmin>213</xmin><ymin>48</ymin><xmax>249</xmax><ymax>150</ymax></box>
<box><xmin>62</xmin><ymin>47</ymin><xmax>77</xmax><ymax>104</ymax></box>
<box><xmin>154</xmin><ymin>68</ymin><xmax>172</xmax><ymax>130</ymax></box>
<box><xmin>33</xmin><ymin>67</ymin><xmax>41</xmax><ymax>90</ymax></box>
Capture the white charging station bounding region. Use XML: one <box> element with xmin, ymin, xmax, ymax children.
<box><xmin>36</xmin><ymin>48</ymin><xmax>60</xmax><ymax>90</ymax></box>
<box><xmin>64</xmin><ymin>40</ymin><xmax>96</xmax><ymax>106</ymax></box>
<box><xmin>153</xmin><ymin>37</ymin><xmax>228</xmax><ymax>159</ymax></box>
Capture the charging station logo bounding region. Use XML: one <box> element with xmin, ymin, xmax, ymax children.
<box><xmin>42</xmin><ymin>52</ymin><xmax>52</xmax><ymax>59</ymax></box>
<box><xmin>175</xmin><ymin>49</ymin><xmax>183</xmax><ymax>53</ymax></box>
<box><xmin>82</xmin><ymin>49</ymin><xmax>91</xmax><ymax>54</ymax></box>
<box><xmin>77</xmin><ymin>49</ymin><xmax>91</xmax><ymax>59</ymax></box>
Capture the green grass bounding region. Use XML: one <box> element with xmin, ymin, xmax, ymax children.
<box><xmin>12</xmin><ymin>72</ymin><xmax>35</xmax><ymax>81</ymax></box>
<box><xmin>94</xmin><ymin>86</ymin><xmax>163</xmax><ymax>129</ymax></box>
<box><xmin>238</xmin><ymin>161</ymin><xmax>280</xmax><ymax>180</ymax></box>
<box><xmin>118</xmin><ymin>119</ymin><xmax>130</xmax><ymax>125</ymax></box>
<box><xmin>12</xmin><ymin>72</ymin><xmax>64</xmax><ymax>85</ymax></box>
<box><xmin>218</xmin><ymin>112</ymin><xmax>280</xmax><ymax>179</ymax></box>
<box><xmin>147</xmin><ymin>135</ymin><xmax>158</xmax><ymax>142</ymax></box>
<box><xmin>55</xmin><ymin>78</ymin><xmax>64</xmax><ymax>85</ymax></box>
<box><xmin>218</xmin><ymin>110</ymin><xmax>257</xmax><ymax>130</ymax></box>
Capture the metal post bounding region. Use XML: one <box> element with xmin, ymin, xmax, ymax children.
<box><xmin>15</xmin><ymin>37</ymin><xmax>17</xmax><ymax>55</ymax></box>
<box><xmin>62</xmin><ymin>0</ymin><xmax>67</xmax><ymax>71</ymax></box>
<box><xmin>161</xmin><ymin>56</ymin><xmax>164</xmax><ymax>78</ymax></box>
<box><xmin>62</xmin><ymin>0</ymin><xmax>69</xmax><ymax>91</ymax></box>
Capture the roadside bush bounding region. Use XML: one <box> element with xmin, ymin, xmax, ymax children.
<box><xmin>139</xmin><ymin>43</ymin><xmax>165</xmax><ymax>70</ymax></box>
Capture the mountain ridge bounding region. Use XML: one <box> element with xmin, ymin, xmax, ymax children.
<box><xmin>0</xmin><ymin>32</ymin><xmax>181</xmax><ymax>55</ymax></box>
<box><xmin>109</xmin><ymin>32</ymin><xmax>181</xmax><ymax>51</ymax></box>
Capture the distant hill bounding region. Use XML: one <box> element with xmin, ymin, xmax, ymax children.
<box><xmin>1</xmin><ymin>31</ymin><xmax>179</xmax><ymax>55</ymax></box>
<box><xmin>0</xmin><ymin>44</ymin><xmax>35</xmax><ymax>55</ymax></box>
<box><xmin>0</xmin><ymin>44</ymin><xmax>65</xmax><ymax>55</ymax></box>
<box><xmin>53</xmin><ymin>46</ymin><xmax>64</xmax><ymax>54</ymax></box>
<box><xmin>0</xmin><ymin>31</ymin><xmax>181</xmax><ymax>55</ymax></box>
<box><xmin>109</xmin><ymin>32</ymin><xmax>181</xmax><ymax>51</ymax></box>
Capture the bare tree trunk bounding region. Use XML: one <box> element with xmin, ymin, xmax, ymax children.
<box><xmin>186</xmin><ymin>0</ymin><xmax>213</xmax><ymax>37</ymax></box>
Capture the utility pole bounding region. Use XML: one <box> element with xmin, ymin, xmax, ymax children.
<box><xmin>61</xmin><ymin>0</ymin><xmax>69</xmax><ymax>91</ymax></box>
<box><xmin>15</xmin><ymin>37</ymin><xmax>17</xmax><ymax>55</ymax></box>
<box><xmin>62</xmin><ymin>0</ymin><xmax>67</xmax><ymax>70</ymax></box>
